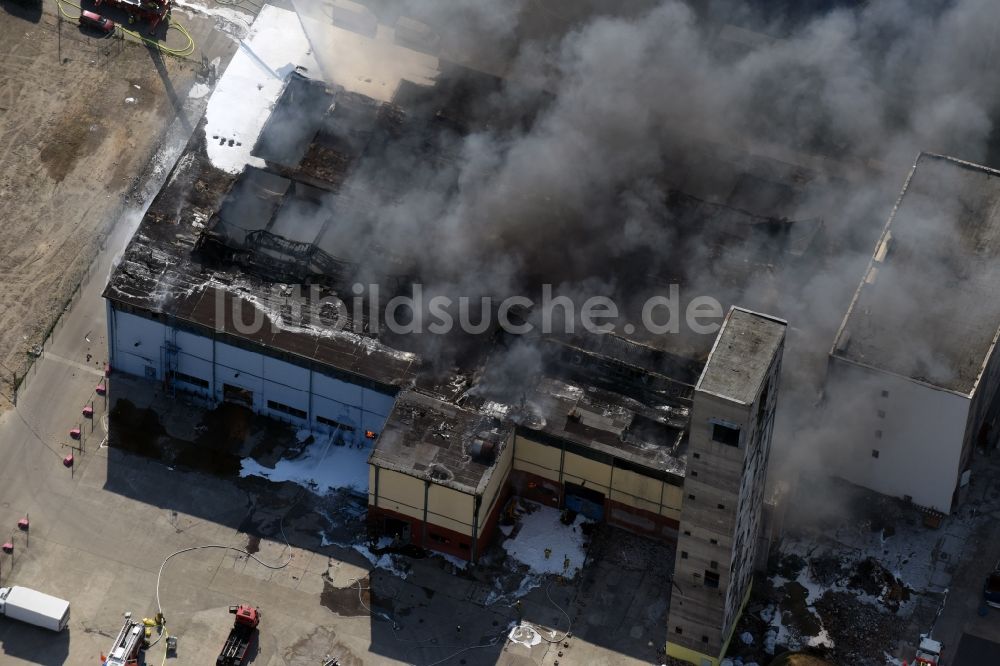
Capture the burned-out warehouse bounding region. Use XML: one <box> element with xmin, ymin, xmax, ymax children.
<box><xmin>101</xmin><ymin>28</ymin><xmax>799</xmax><ymax>663</ymax></box>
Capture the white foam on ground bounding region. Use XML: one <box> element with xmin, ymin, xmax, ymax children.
<box><xmin>174</xmin><ymin>0</ymin><xmax>252</xmax><ymax>37</ymax></box>
<box><xmin>187</xmin><ymin>82</ymin><xmax>211</xmax><ymax>100</ymax></box>
<box><xmin>239</xmin><ymin>431</ymin><xmax>370</xmax><ymax>493</ymax></box>
<box><xmin>502</xmin><ymin>502</ymin><xmax>588</xmax><ymax>576</ymax></box>
<box><xmin>203</xmin><ymin>4</ymin><xmax>319</xmax><ymax>174</ymax></box>
<box><xmin>507</xmin><ymin>623</ymin><xmax>542</xmax><ymax>648</ymax></box>
<box><xmin>352</xmin><ymin>538</ymin><xmax>408</xmax><ymax>578</ymax></box>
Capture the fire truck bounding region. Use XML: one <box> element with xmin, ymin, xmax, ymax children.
<box><xmin>93</xmin><ymin>0</ymin><xmax>171</xmax><ymax>32</ymax></box>
<box><xmin>912</xmin><ymin>635</ymin><xmax>944</xmax><ymax>665</ymax></box>
<box><xmin>217</xmin><ymin>604</ymin><xmax>260</xmax><ymax>666</ymax></box>
<box><xmin>102</xmin><ymin>614</ymin><xmax>146</xmax><ymax>666</ymax></box>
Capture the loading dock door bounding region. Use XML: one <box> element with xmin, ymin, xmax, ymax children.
<box><xmin>564</xmin><ymin>482</ymin><xmax>605</xmax><ymax>521</ymax></box>
<box><xmin>223</xmin><ymin>383</ymin><xmax>254</xmax><ymax>408</ymax></box>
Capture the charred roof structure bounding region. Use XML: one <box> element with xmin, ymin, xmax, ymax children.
<box><xmin>103</xmin><ymin>23</ymin><xmax>794</xmax><ymax>665</ymax></box>
<box><xmin>371</xmin><ymin>390</ymin><xmax>514</xmax><ymax>494</ymax></box>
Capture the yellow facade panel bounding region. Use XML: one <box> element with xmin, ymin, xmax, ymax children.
<box><xmin>427</xmin><ymin>484</ymin><xmax>475</xmax><ymax>524</ymax></box>
<box><xmin>609</xmin><ymin>489</ymin><xmax>660</xmax><ymax>514</ymax></box>
<box><xmin>478</xmin><ymin>435</ymin><xmax>514</xmax><ymax>525</ymax></box>
<box><xmin>376</xmin><ymin>468</ymin><xmax>426</xmax><ymax>512</ymax></box>
<box><xmin>378</xmin><ymin>499</ymin><xmax>424</xmax><ymax>522</ymax></box>
<box><xmin>512</xmin><ymin>458</ymin><xmax>561</xmax><ymax>481</ymax></box>
<box><xmin>610</xmin><ymin>467</ymin><xmax>663</xmax><ymax>503</ymax></box>
<box><xmin>424</xmin><ymin>512</ymin><xmax>472</xmax><ymax>535</ymax></box>
<box><xmin>513</xmin><ymin>435</ymin><xmax>562</xmax><ymax>469</ymax></box>
<box><xmin>665</xmin><ymin>641</ymin><xmax>718</xmax><ymax>666</ymax></box>
<box><xmin>660</xmin><ymin>506</ymin><xmax>681</xmax><ymax>523</ymax></box>
<box><xmin>563</xmin><ymin>452</ymin><xmax>612</xmax><ymax>489</ymax></box>
<box><xmin>663</xmin><ymin>484</ymin><xmax>684</xmax><ymax>511</ymax></box>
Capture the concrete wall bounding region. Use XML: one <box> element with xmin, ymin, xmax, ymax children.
<box><xmin>667</xmin><ymin>311</ymin><xmax>784</xmax><ymax>665</ymax></box>
<box><xmin>107</xmin><ymin>306</ymin><xmax>395</xmax><ymax>446</ymax></box>
<box><xmin>825</xmin><ymin>357</ymin><xmax>970</xmax><ymax>513</ymax></box>
<box><xmin>961</xmin><ymin>331</ymin><xmax>1000</xmax><ymax>492</ymax></box>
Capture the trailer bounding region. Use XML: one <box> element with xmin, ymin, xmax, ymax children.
<box><xmin>217</xmin><ymin>604</ymin><xmax>259</xmax><ymax>666</ymax></box>
<box><xmin>0</xmin><ymin>586</ymin><xmax>70</xmax><ymax>632</ymax></box>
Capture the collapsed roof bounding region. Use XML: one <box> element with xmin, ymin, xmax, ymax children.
<box><xmin>105</xmin><ymin>40</ymin><xmax>822</xmax><ymax>480</ymax></box>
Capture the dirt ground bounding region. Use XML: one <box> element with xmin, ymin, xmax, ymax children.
<box><xmin>0</xmin><ymin>2</ymin><xmax>244</xmax><ymax>406</ymax></box>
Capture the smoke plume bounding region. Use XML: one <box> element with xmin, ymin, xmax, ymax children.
<box><xmin>294</xmin><ymin>0</ymin><xmax>1000</xmax><ymax>478</ymax></box>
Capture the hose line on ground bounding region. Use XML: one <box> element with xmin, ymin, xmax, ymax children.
<box><xmin>54</xmin><ymin>0</ymin><xmax>196</xmax><ymax>58</ymax></box>
<box><xmin>149</xmin><ymin>503</ymin><xmax>295</xmax><ymax>661</ymax></box>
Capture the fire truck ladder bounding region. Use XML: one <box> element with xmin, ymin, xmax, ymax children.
<box><xmin>105</xmin><ymin>616</ymin><xmax>145</xmax><ymax>666</ymax></box>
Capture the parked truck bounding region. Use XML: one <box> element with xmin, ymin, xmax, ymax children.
<box><xmin>913</xmin><ymin>635</ymin><xmax>943</xmax><ymax>666</ymax></box>
<box><xmin>217</xmin><ymin>604</ymin><xmax>259</xmax><ymax>666</ymax></box>
<box><xmin>0</xmin><ymin>586</ymin><xmax>70</xmax><ymax>631</ymax></box>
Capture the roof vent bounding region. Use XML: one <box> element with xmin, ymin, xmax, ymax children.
<box><xmin>468</xmin><ymin>438</ymin><xmax>497</xmax><ymax>463</ymax></box>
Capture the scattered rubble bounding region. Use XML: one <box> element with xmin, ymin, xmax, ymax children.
<box><xmin>726</xmin><ymin>472</ymin><xmax>1000</xmax><ymax>665</ymax></box>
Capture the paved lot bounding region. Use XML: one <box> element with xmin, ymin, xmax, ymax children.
<box><xmin>1</xmin><ymin>365</ymin><xmax>673</xmax><ymax>664</ymax></box>
<box><xmin>0</xmin><ymin>0</ymin><xmax>242</xmax><ymax>402</ymax></box>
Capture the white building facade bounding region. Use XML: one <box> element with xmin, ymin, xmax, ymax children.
<box><xmin>825</xmin><ymin>154</ymin><xmax>1000</xmax><ymax>515</ymax></box>
<box><xmin>107</xmin><ymin>304</ymin><xmax>397</xmax><ymax>445</ymax></box>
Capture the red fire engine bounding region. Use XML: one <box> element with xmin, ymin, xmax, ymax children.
<box><xmin>93</xmin><ymin>0</ymin><xmax>171</xmax><ymax>31</ymax></box>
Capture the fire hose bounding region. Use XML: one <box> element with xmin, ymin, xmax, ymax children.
<box><xmin>54</xmin><ymin>0</ymin><xmax>196</xmax><ymax>58</ymax></box>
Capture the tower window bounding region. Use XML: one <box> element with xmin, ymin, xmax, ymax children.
<box><xmin>681</xmin><ymin>551</ymin><xmax>688</xmax><ymax>559</ymax></box>
<box><xmin>704</xmin><ymin>571</ymin><xmax>720</xmax><ymax>588</ymax></box>
<box><xmin>675</xmin><ymin>626</ymin><xmax>683</xmax><ymax>635</ymax></box>
<box><xmin>712</xmin><ymin>423</ymin><xmax>741</xmax><ymax>447</ymax></box>
<box><xmin>872</xmin><ymin>449</ymin><xmax>880</xmax><ymax>459</ymax></box>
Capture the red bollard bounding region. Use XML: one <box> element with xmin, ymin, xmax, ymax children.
<box><xmin>69</xmin><ymin>428</ymin><xmax>81</xmax><ymax>440</ymax></box>
<box><xmin>1</xmin><ymin>542</ymin><xmax>12</xmax><ymax>555</ymax></box>
<box><xmin>95</xmin><ymin>383</ymin><xmax>107</xmax><ymax>396</ymax></box>
<box><xmin>82</xmin><ymin>405</ymin><xmax>94</xmax><ymax>418</ymax></box>
<box><xmin>63</xmin><ymin>453</ymin><xmax>74</xmax><ymax>467</ymax></box>
<box><xmin>17</xmin><ymin>518</ymin><xmax>28</xmax><ymax>531</ymax></box>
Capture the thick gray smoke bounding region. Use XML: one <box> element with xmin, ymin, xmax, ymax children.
<box><xmin>295</xmin><ymin>0</ymin><xmax>1000</xmax><ymax>475</ymax></box>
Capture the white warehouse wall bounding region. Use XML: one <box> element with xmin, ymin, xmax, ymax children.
<box><xmin>824</xmin><ymin>357</ymin><xmax>970</xmax><ymax>513</ymax></box>
<box><xmin>108</xmin><ymin>306</ymin><xmax>396</xmax><ymax>444</ymax></box>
